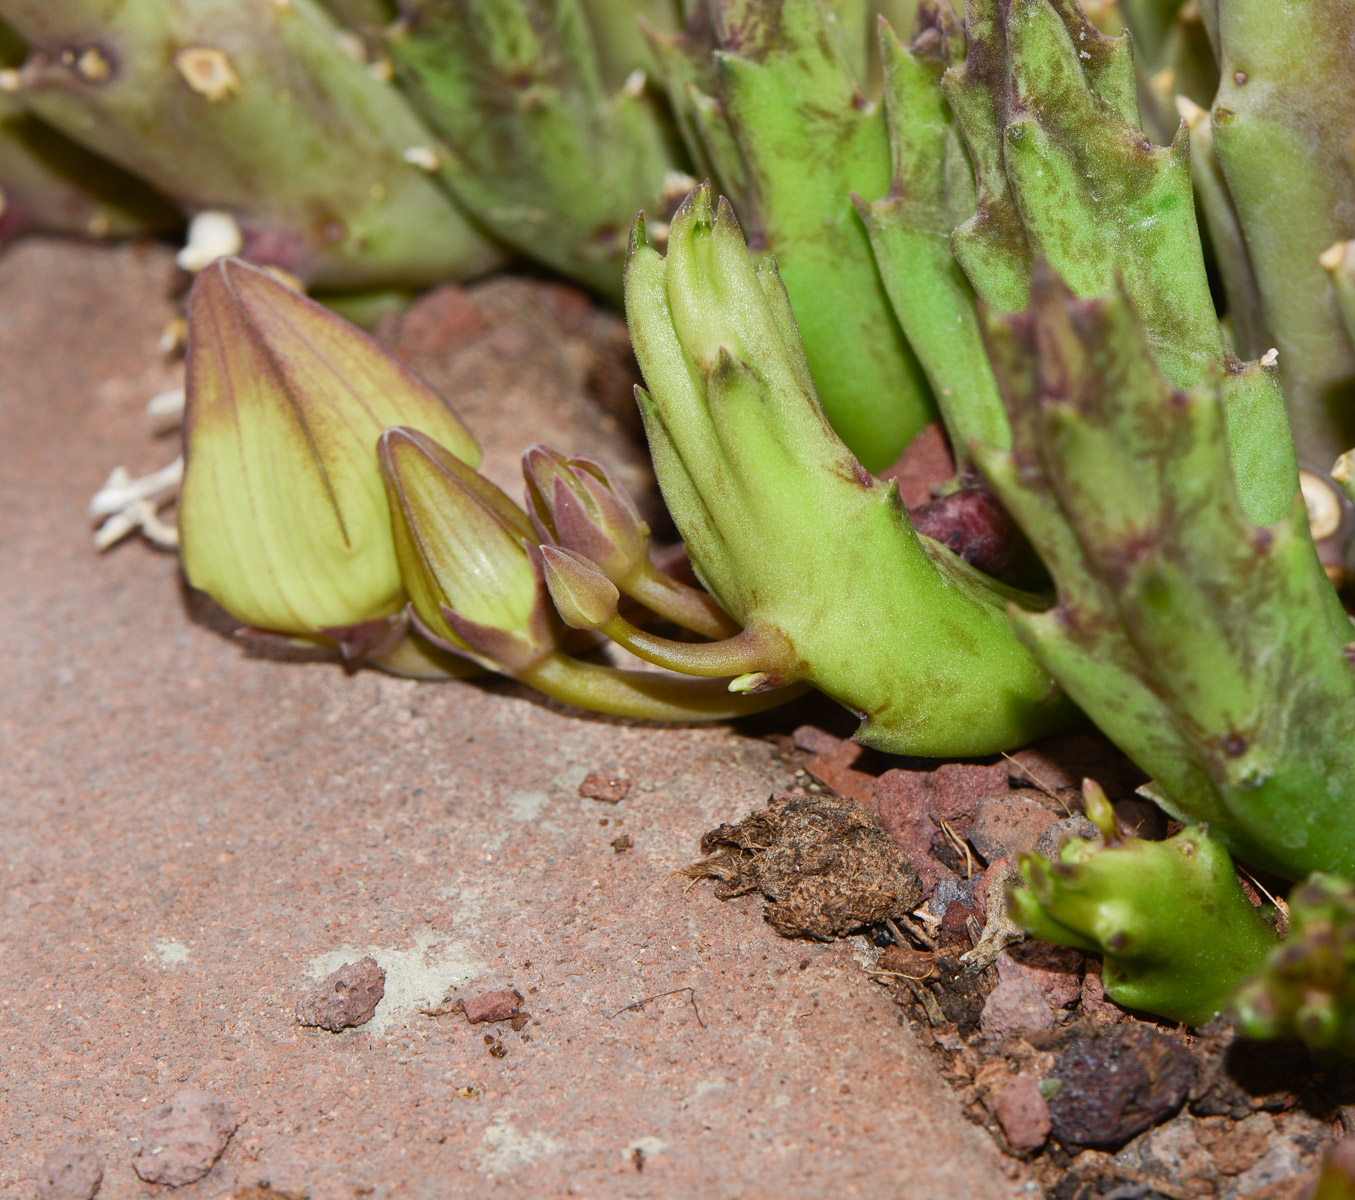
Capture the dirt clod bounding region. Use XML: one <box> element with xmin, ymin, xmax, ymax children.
<box><xmin>683</xmin><ymin>792</ymin><xmax>922</xmax><ymax>940</ymax></box>
<box><xmin>578</xmin><ymin>771</ymin><xmax>631</xmax><ymax>804</ymax></box>
<box><xmin>36</xmin><ymin>1143</ymin><xmax>102</xmax><ymax>1200</ymax></box>
<box><xmin>463</xmin><ymin>988</ymin><xmax>524</xmax><ymax>1024</ymax></box>
<box><xmin>131</xmin><ymin>1088</ymin><xmax>237</xmax><ymax>1187</ymax></box>
<box><xmin>295</xmin><ymin>956</ymin><xmax>386</xmax><ymax>1032</ymax></box>
<box><xmin>1047</xmin><ymin>1025</ymin><xmax>1196</xmax><ymax>1149</ymax></box>
<box><xmin>993</xmin><ymin>1073</ymin><xmax>1051</xmax><ymax>1153</ymax></box>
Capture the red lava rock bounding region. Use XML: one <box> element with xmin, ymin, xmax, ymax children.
<box><xmin>792</xmin><ymin>725</ymin><xmax>847</xmax><ymax>757</ymax></box>
<box><xmin>879</xmin><ymin>421</ymin><xmax>955</xmax><ymax>511</ymax></box>
<box><xmin>378</xmin><ymin>283</ymin><xmax>487</xmax><ymax>357</ymax></box>
<box><xmin>968</xmin><ymin>792</ymin><xmax>1060</xmax><ymax>862</ymax></box>
<box><xmin>980</xmin><ymin>975</ymin><xmax>1056</xmax><ymax>1039</ymax></box>
<box><xmin>463</xmin><ymin>988</ymin><xmax>524</xmax><ymax>1024</ymax></box>
<box><xmin>578</xmin><ymin>771</ymin><xmax>631</xmax><ymax>804</ymax></box>
<box><xmin>992</xmin><ymin>1074</ymin><xmax>1051</xmax><ymax>1152</ymax></box>
<box><xmin>1005</xmin><ymin>729</ymin><xmax>1145</xmax><ymax>795</ymax></box>
<box><xmin>1112</xmin><ymin>795</ymin><xmax>1168</xmax><ymax>841</ymax></box>
<box><xmin>1047</xmin><ymin>1025</ymin><xmax>1196</xmax><ymax>1149</ymax></box>
<box><xmin>795</xmin><ymin>729</ymin><xmax>877</xmax><ymax>806</ymax></box>
<box><xmin>870</xmin><ymin>762</ymin><xmax>1009</xmax><ymax>897</ymax></box>
<box><xmin>131</xmin><ymin>1088</ymin><xmax>237</xmax><ymax>1187</ymax></box>
<box><xmin>938</xmin><ymin>901</ymin><xmax>975</xmax><ymax>950</ymax></box>
<box><xmin>36</xmin><ymin>1142</ymin><xmax>102</xmax><ymax>1200</ymax></box>
<box><xmin>996</xmin><ymin>942</ymin><xmax>1084</xmax><ymax>1010</ymax></box>
<box><xmin>296</xmin><ymin>956</ymin><xmax>386</xmax><ymax>1032</ymax></box>
<box><xmin>910</xmin><ymin>486</ymin><xmax>1022</xmax><ymax>576</ymax></box>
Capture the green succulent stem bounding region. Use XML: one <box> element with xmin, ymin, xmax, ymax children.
<box><xmin>597</xmin><ymin>614</ymin><xmax>793</xmax><ymax>681</ymax></box>
<box><xmin>625</xmin><ymin>183</ymin><xmax>1072</xmax><ymax>756</ymax></box>
<box><xmin>1234</xmin><ymin>873</ymin><xmax>1355</xmax><ymax>1056</ymax></box>
<box><xmin>974</xmin><ymin>272</ymin><xmax>1355</xmax><ymax>881</ymax></box>
<box><xmin>649</xmin><ymin>0</ymin><xmax>936</xmax><ymax>471</ymax></box>
<box><xmin>517</xmin><ymin>651</ymin><xmax>801</xmax><ymax>720</ymax></box>
<box><xmin>1011</xmin><ymin>782</ymin><xmax>1280</xmax><ymax>1026</ymax></box>
<box><xmin>0</xmin><ymin>0</ymin><xmax>502</xmax><ymax>288</ymax></box>
<box><xmin>623</xmin><ymin>562</ymin><xmax>742</xmax><ymax>639</ymax></box>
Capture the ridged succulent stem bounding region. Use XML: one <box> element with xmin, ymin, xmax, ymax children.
<box><xmin>625</xmin><ymin>562</ymin><xmax>741</xmax><ymax>639</ymax></box>
<box><xmin>517</xmin><ymin>652</ymin><xmax>799</xmax><ymax>720</ymax></box>
<box><xmin>598</xmin><ymin>615</ymin><xmax>791</xmax><ymax>680</ymax></box>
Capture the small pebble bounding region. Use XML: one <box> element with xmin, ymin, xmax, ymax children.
<box><xmin>1047</xmin><ymin>1025</ymin><xmax>1195</xmax><ymax>1149</ymax></box>
<box><xmin>968</xmin><ymin>792</ymin><xmax>1059</xmax><ymax>862</ymax></box>
<box><xmin>980</xmin><ymin>975</ymin><xmax>1055</xmax><ymax>1038</ymax></box>
<box><xmin>296</xmin><ymin>956</ymin><xmax>386</xmax><ymax>1032</ymax></box>
<box><xmin>579</xmin><ymin>771</ymin><xmax>631</xmax><ymax>804</ymax></box>
<box><xmin>131</xmin><ymin>1089</ymin><xmax>237</xmax><ymax>1187</ymax></box>
<box><xmin>36</xmin><ymin>1143</ymin><xmax>102</xmax><ymax>1200</ymax></box>
<box><xmin>993</xmin><ymin>1074</ymin><xmax>1051</xmax><ymax>1152</ymax></box>
<box><xmin>463</xmin><ymin>988</ymin><xmax>524</xmax><ymax>1024</ymax></box>
<box><xmin>996</xmin><ymin>942</ymin><xmax>1084</xmax><ymax>1010</ymax></box>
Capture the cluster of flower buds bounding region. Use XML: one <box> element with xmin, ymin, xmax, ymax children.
<box><xmin>178</xmin><ymin>256</ymin><xmax>796</xmax><ymax>721</ymax></box>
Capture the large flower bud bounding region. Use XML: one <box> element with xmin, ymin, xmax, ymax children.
<box><xmin>178</xmin><ymin>258</ymin><xmax>480</xmax><ymax>638</ymax></box>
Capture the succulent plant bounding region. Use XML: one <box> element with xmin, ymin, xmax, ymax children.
<box><xmin>1204</xmin><ymin>0</ymin><xmax>1355</xmax><ymax>468</ymax></box>
<box><xmin>0</xmin><ymin>0</ymin><xmax>502</xmax><ymax>288</ymax></box>
<box><xmin>380</xmin><ymin>424</ymin><xmax>802</xmax><ymax>718</ymax></box>
<box><xmin>648</xmin><ymin>0</ymin><xmax>936</xmax><ymax>471</ymax></box>
<box><xmin>1234</xmin><ymin>873</ymin><xmax>1355</xmax><ymax>1056</ymax></box>
<box><xmin>385</xmin><ymin>0</ymin><xmax>684</xmax><ymax>301</ymax></box>
<box><xmin>523</xmin><ymin>444</ymin><xmax>738</xmax><ymax>638</ymax></box>
<box><xmin>178</xmin><ymin>256</ymin><xmax>484</xmax><ymax>676</ymax></box>
<box><xmin>1010</xmin><ymin>781</ymin><xmax>1278</xmax><ymax>1026</ymax></box>
<box><xmin>623</xmin><ymin>183</ymin><xmax>1071</xmax><ymax>754</ymax></box>
<box><xmin>972</xmin><ymin>272</ymin><xmax>1355</xmax><ymax>882</ymax></box>
<box><xmin>0</xmin><ymin>16</ymin><xmax>177</xmax><ymax>241</ymax></box>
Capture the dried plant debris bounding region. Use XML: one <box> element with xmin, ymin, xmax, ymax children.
<box><xmin>683</xmin><ymin>792</ymin><xmax>922</xmax><ymax>940</ymax></box>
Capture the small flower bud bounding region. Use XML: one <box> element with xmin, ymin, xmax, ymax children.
<box><xmin>379</xmin><ymin>426</ymin><xmax>555</xmax><ymax>673</ymax></box>
<box><xmin>540</xmin><ymin>546</ymin><xmax>621</xmax><ymax>631</ymax></box>
<box><xmin>523</xmin><ymin>446</ymin><xmax>651</xmax><ymax>584</ymax></box>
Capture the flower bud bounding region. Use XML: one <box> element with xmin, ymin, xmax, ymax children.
<box><xmin>379</xmin><ymin>426</ymin><xmax>556</xmax><ymax>673</ymax></box>
<box><xmin>522</xmin><ymin>446</ymin><xmax>651</xmax><ymax>584</ymax></box>
<box><xmin>178</xmin><ymin>258</ymin><xmax>480</xmax><ymax>637</ymax></box>
<box><xmin>540</xmin><ymin>546</ymin><xmax>621</xmax><ymax>631</ymax></box>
